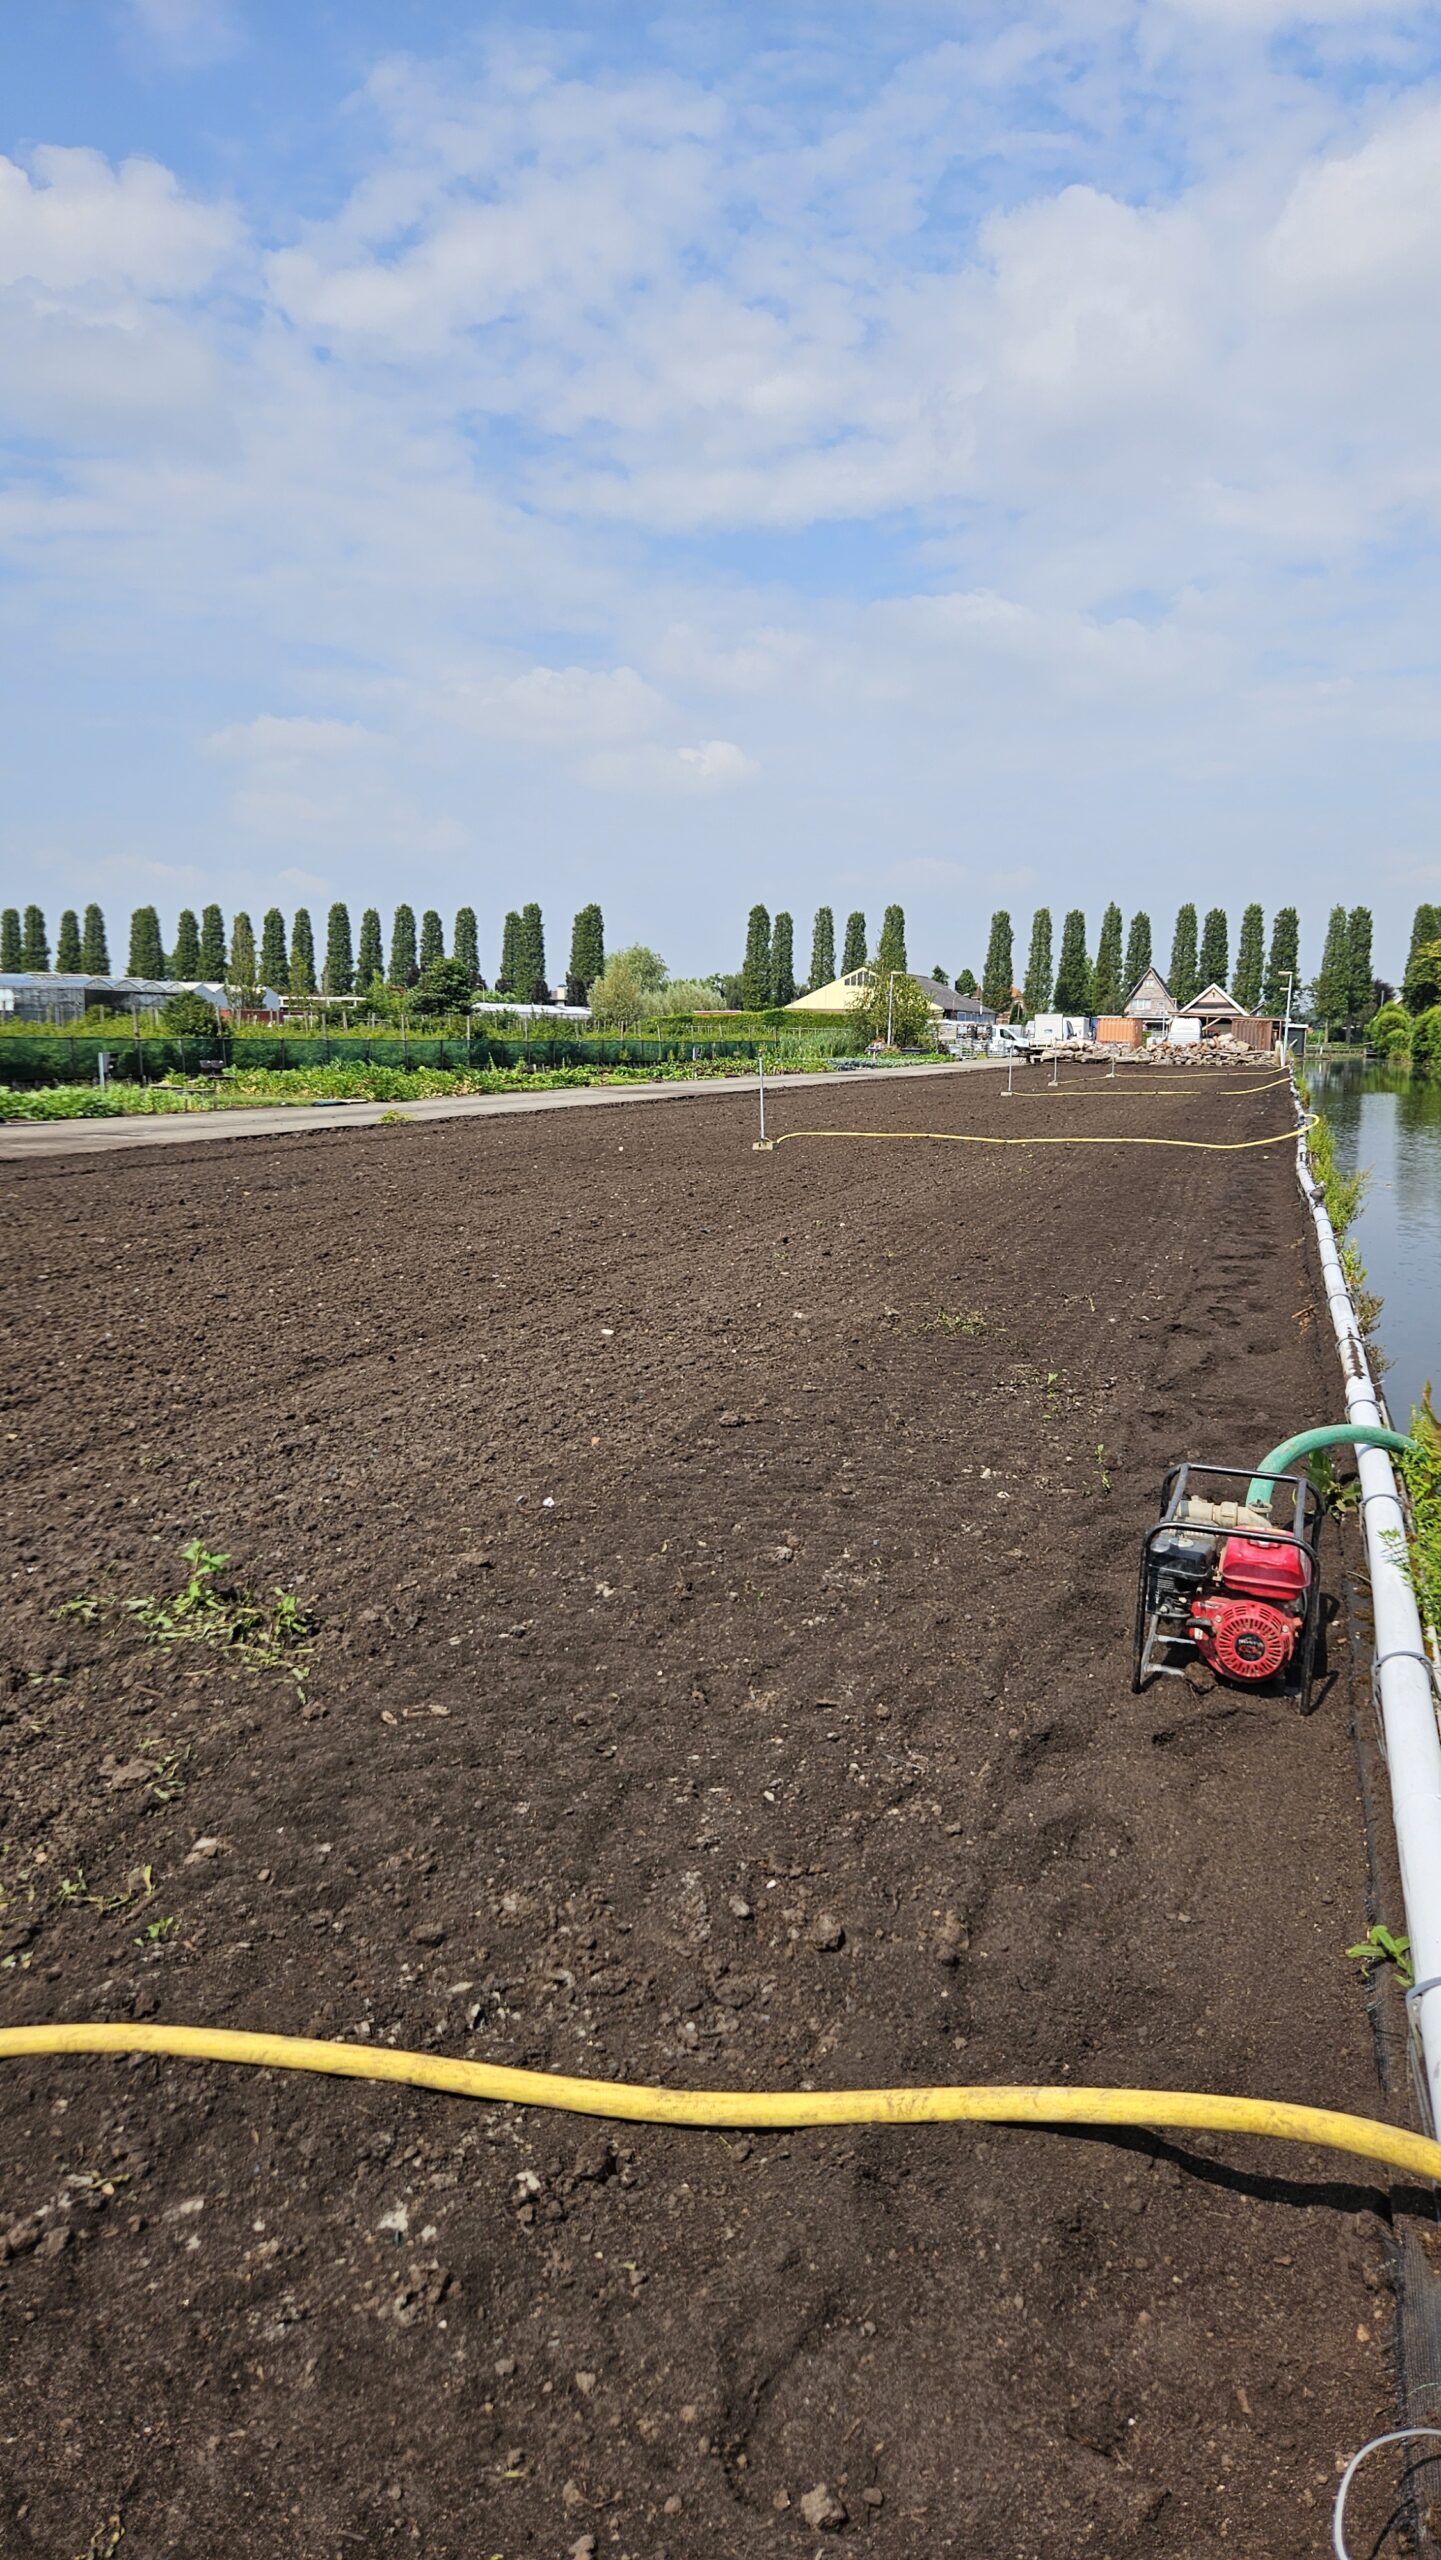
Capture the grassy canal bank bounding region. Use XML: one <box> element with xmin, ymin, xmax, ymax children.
<box><xmin>0</xmin><ymin>1064</ymin><xmax>1415</xmax><ymax>2557</ymax></box>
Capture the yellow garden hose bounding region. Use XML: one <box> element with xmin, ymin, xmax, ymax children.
<box><xmin>2</xmin><ymin>2022</ymin><xmax>1438</xmax><ymax>2186</ymax></box>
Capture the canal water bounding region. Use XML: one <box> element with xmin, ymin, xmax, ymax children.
<box><xmin>1308</xmin><ymin>1059</ymin><xmax>1441</xmax><ymax>1428</ymax></box>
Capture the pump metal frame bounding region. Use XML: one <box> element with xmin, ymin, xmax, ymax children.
<box><xmin>1131</xmin><ymin>1462</ymin><xmax>1326</xmax><ymax>1713</ymax></box>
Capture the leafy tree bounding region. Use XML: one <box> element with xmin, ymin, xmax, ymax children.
<box><xmin>566</xmin><ymin>903</ymin><xmax>605</xmax><ymax>1000</ymax></box>
<box><xmin>389</xmin><ymin>903</ymin><xmax>418</xmax><ymax>988</ymax></box>
<box><xmin>454</xmin><ymin>905</ymin><xmax>480</xmax><ymax>984</ymax></box>
<box><xmin>497</xmin><ymin>910</ymin><xmax>522</xmax><ymax>993</ymax></box>
<box><xmin>588</xmin><ymin>945</ymin><xmax>668</xmax><ymax>1022</ymax></box>
<box><xmin>874</xmin><ymin>903</ymin><xmax>907</xmax><ymax>974</ymax></box>
<box><xmin>1</xmin><ymin>909</ymin><xmax>22</xmax><ymax>969</ymax></box>
<box><xmin>770</xmin><ymin>911</ymin><xmax>797</xmax><ymax>1007</ymax></box>
<box><xmin>648</xmin><ymin>977</ymin><xmax>719</xmax><ymax>1015</ymax></box>
<box><xmin>169</xmin><ymin>909</ymin><xmax>201</xmax><ymax>978</ymax></box>
<box><xmin>325</xmin><ymin>902</ymin><xmax>354</xmax><ymax>995</ymax></box>
<box><xmin>288</xmin><ymin>907</ymin><xmax>317</xmax><ymax>996</ymax></box>
<box><xmin>351</xmin><ymin>907</ymin><xmax>381</xmax><ymax>990</ymax></box>
<box><xmin>853</xmin><ymin>970</ymin><xmax>935</xmax><ymax>1049</ymax></box>
<box><xmin>1368</xmin><ymin>1000</ymin><xmax>1412</xmax><ymax>1057</ymax></box>
<box><xmin>56</xmin><ymin>909</ymin><xmax>82</xmax><ymax>971</ymax></box>
<box><xmin>129</xmin><ymin>905</ymin><xmax>165</xmax><ymax>978</ymax></box>
<box><xmin>259</xmin><ymin>907</ymin><xmax>287</xmax><ymax>988</ymax></box>
<box><xmin>82</xmin><ymin>903</ymin><xmax>110</xmax><ymax>974</ymax></box>
<box><xmin>1198</xmin><ymin>906</ymin><xmax>1228</xmax><ymax>990</ymax></box>
<box><xmin>517</xmin><ymin>901</ymin><xmax>547</xmax><ymax>1000</ymax></box>
<box><xmin>1312</xmin><ymin>904</ymin><xmax>1350</xmax><ymax>1034</ymax></box>
<box><xmin>160</xmin><ymin>989</ymin><xmax>220</xmax><ymax>1035</ymax></box>
<box><xmin>841</xmin><ymin>910</ymin><xmax>867</xmax><ymax>974</ymax></box>
<box><xmin>419</xmin><ymin>908</ymin><xmax>444</xmax><ymax>970</ymax></box>
<box><xmin>1233</xmin><ymin>903</ymin><xmax>1264</xmax><ymax>1012</ymax></box>
<box><xmin>1022</xmin><ymin>908</ymin><xmax>1053</xmax><ymax>1014</ymax></box>
<box><xmin>199</xmin><ymin>903</ymin><xmax>226</xmax><ymax>979</ymax></box>
<box><xmin>410</xmin><ymin>955</ymin><xmax>475</xmax><ymax>1016</ymax></box>
<box><xmin>22</xmin><ymin>904</ymin><xmax>49</xmax><ymax>971</ymax></box>
<box><xmin>1168</xmin><ymin>905</ymin><xmax>1199</xmax><ymax>1007</ymax></box>
<box><xmin>955</xmin><ymin>966</ymin><xmax>977</xmax><ymax>996</ymax></box>
<box><xmin>1123</xmin><ymin>911</ymin><xmax>1152</xmax><ymax>990</ymax></box>
<box><xmin>810</xmin><ymin>906</ymin><xmax>835</xmax><ymax>989</ymax></box>
<box><xmin>229</xmin><ymin>912</ymin><xmax>257</xmax><ymax>989</ymax></box>
<box><xmin>931</xmin><ymin>964</ymin><xmax>949</xmax><ymax>984</ymax></box>
<box><xmin>1052</xmin><ymin>908</ymin><xmax>1092</xmax><ymax>1012</ymax></box>
<box><xmin>1345</xmin><ymin>907</ymin><xmax>1374</xmax><ymax>1030</ymax></box>
<box><xmin>1091</xmin><ymin>901</ymin><xmax>1124</xmax><ymax>1015</ymax></box>
<box><xmin>740</xmin><ymin>904</ymin><xmax>772</xmax><ymax>1010</ymax></box>
<box><xmin>981</xmin><ymin>911</ymin><xmax>1014</xmax><ymax>1015</ymax></box>
<box><xmin>1263</xmin><ymin>906</ymin><xmax>1300</xmax><ymax>1010</ymax></box>
<box><xmin>1411</xmin><ymin>1004</ymin><xmax>1441</xmax><ymax>1072</ymax></box>
<box><xmin>1402</xmin><ymin>904</ymin><xmax>1441</xmax><ymax>1014</ymax></box>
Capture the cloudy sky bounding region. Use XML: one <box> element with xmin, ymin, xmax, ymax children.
<box><xmin>4</xmin><ymin>0</ymin><xmax>1441</xmax><ymax>982</ymax></box>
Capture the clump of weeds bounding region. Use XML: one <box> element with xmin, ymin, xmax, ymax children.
<box><xmin>929</xmin><ymin>1308</ymin><xmax>990</xmax><ymax>1338</ymax></box>
<box><xmin>62</xmin><ymin>1540</ymin><xmax>316</xmax><ymax>1693</ymax></box>
<box><xmin>1346</xmin><ymin>1921</ymin><xmax>1414</xmax><ymax>1990</ymax></box>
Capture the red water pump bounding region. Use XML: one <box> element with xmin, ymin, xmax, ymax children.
<box><xmin>1188</xmin><ymin>1534</ymin><xmax>1309</xmax><ymax>1681</ymax></box>
<box><xmin>1132</xmin><ymin>1463</ymin><xmax>1325</xmax><ymax>1711</ymax></box>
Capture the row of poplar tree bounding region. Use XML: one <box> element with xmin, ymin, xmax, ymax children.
<box><xmin>0</xmin><ymin>898</ymin><xmax>607</xmax><ymax>1005</ymax></box>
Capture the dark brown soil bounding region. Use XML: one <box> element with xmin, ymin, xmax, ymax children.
<box><xmin>0</xmin><ymin>1066</ymin><xmax>1410</xmax><ymax>2557</ymax></box>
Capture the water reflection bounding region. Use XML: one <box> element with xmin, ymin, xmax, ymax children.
<box><xmin>1309</xmin><ymin>1060</ymin><xmax>1441</xmax><ymax>1426</ymax></box>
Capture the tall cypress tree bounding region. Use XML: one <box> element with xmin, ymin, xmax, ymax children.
<box><xmin>419</xmin><ymin>908</ymin><xmax>444</xmax><ymax>970</ymax></box>
<box><xmin>259</xmin><ymin>908</ymin><xmax>288</xmax><ymax>989</ymax></box>
<box><xmin>517</xmin><ymin>902</ymin><xmax>546</xmax><ymax>999</ymax></box>
<box><xmin>1198</xmin><ymin>905</ymin><xmax>1229</xmax><ymax>990</ymax></box>
<box><xmin>82</xmin><ymin>902</ymin><xmax>109</xmax><ymax>974</ymax></box>
<box><xmin>498</xmin><ymin>911</ymin><xmax>522</xmax><ymax>993</ymax></box>
<box><xmin>229</xmin><ymin>911</ymin><xmax>257</xmax><ymax>989</ymax></box>
<box><xmin>170</xmin><ymin>908</ymin><xmax>200</xmax><ymax>978</ymax></box>
<box><xmin>874</xmin><ymin>904</ymin><xmax>907</xmax><ymax>975</ymax></box>
<box><xmin>1402</xmin><ymin>903</ymin><xmax>1441</xmax><ymax>1015</ymax></box>
<box><xmin>22</xmin><ymin>904</ymin><xmax>49</xmax><ymax>970</ymax></box>
<box><xmin>809</xmin><ymin>906</ymin><xmax>836</xmax><ymax>989</ymax></box>
<box><xmin>1091</xmin><ymin>901</ymin><xmax>1124</xmax><ymax>1015</ymax></box>
<box><xmin>289</xmin><ymin>908</ymin><xmax>317</xmax><ymax>996</ymax></box>
<box><xmin>1263</xmin><ymin>906</ymin><xmax>1300</xmax><ymax>1010</ymax></box>
<box><xmin>1313</xmin><ymin>905</ymin><xmax>1350</xmax><ymax>1033</ymax></box>
<box><xmin>981</xmin><ymin>911</ymin><xmax>1014</xmax><ymax>1015</ymax></box>
<box><xmin>1123</xmin><ymin>912</ymin><xmax>1152</xmax><ymax>990</ymax></box>
<box><xmin>1168</xmin><ymin>905</ymin><xmax>1200</xmax><ymax>1007</ymax></box>
<box><xmin>128</xmin><ymin>905</ymin><xmax>164</xmax><ymax>978</ymax></box>
<box><xmin>740</xmin><ymin>905</ymin><xmax>772</xmax><ymax>1010</ymax></box>
<box><xmin>1022</xmin><ymin>908</ymin><xmax>1053</xmax><ymax>1014</ymax></box>
<box><xmin>1</xmin><ymin>909</ymin><xmax>22</xmax><ymax>969</ymax></box>
<box><xmin>389</xmin><ymin>903</ymin><xmax>418</xmax><ymax>987</ymax></box>
<box><xmin>1052</xmin><ymin>909</ymin><xmax>1092</xmax><ymax>1012</ymax></box>
<box><xmin>56</xmin><ymin>909</ymin><xmax>82</xmax><ymax>971</ymax></box>
<box><xmin>1345</xmin><ymin>906</ymin><xmax>1373</xmax><ymax>1030</ymax></box>
<box><xmin>325</xmin><ymin>902</ymin><xmax>354</xmax><ymax>995</ymax></box>
<box><xmin>841</xmin><ymin>911</ymin><xmax>867</xmax><ymax>975</ymax></box>
<box><xmin>198</xmin><ymin>903</ymin><xmax>226</xmax><ymax>978</ymax></box>
<box><xmin>566</xmin><ymin>904</ymin><xmax>604</xmax><ymax>1000</ymax></box>
<box><xmin>1233</xmin><ymin>903</ymin><xmax>1264</xmax><ymax>1012</ymax></box>
<box><xmin>454</xmin><ymin>906</ymin><xmax>480</xmax><ymax>984</ymax></box>
<box><xmin>356</xmin><ymin>907</ymin><xmax>383</xmax><ymax>990</ymax></box>
<box><xmin>770</xmin><ymin>911</ymin><xmax>797</xmax><ymax>1008</ymax></box>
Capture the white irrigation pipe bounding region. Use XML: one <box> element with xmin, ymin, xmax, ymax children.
<box><xmin>1296</xmin><ymin>1095</ymin><xmax>1441</xmax><ymax>2132</ymax></box>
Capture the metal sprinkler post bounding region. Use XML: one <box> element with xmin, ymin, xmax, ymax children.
<box><xmin>753</xmin><ymin>1051</ymin><xmax>773</xmax><ymax>1151</ymax></box>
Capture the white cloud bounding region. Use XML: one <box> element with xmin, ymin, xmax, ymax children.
<box><xmin>583</xmin><ymin>739</ymin><xmax>758</xmax><ymax>793</ymax></box>
<box><xmin>122</xmin><ymin>0</ymin><xmax>240</xmax><ymax>70</ymax></box>
<box><xmin>0</xmin><ymin>147</ymin><xmax>237</xmax><ymax>294</ymax></box>
<box><xmin>446</xmin><ymin>663</ymin><xmax>667</xmax><ymax>747</ymax></box>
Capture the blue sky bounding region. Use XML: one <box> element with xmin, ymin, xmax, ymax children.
<box><xmin>4</xmin><ymin>0</ymin><xmax>1441</xmax><ymax>982</ymax></box>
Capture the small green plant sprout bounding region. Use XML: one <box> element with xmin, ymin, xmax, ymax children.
<box><xmin>136</xmin><ymin>1914</ymin><xmax>178</xmax><ymax>1945</ymax></box>
<box><xmin>56</xmin><ymin>1863</ymin><xmax>154</xmax><ymax>1919</ymax></box>
<box><xmin>1345</xmin><ymin>1922</ymin><xmax>1414</xmax><ymax>1989</ymax></box>
<box><xmin>931</xmin><ymin>1308</ymin><xmax>988</xmax><ymax>1337</ymax></box>
<box><xmin>1092</xmin><ymin>1443</ymin><xmax>1112</xmax><ymax>1495</ymax></box>
<box><xmin>1307</xmin><ymin>1447</ymin><xmax>1361</xmax><ymax>1514</ymax></box>
<box><xmin>70</xmin><ymin>1541</ymin><xmax>316</xmax><ymax>1689</ymax></box>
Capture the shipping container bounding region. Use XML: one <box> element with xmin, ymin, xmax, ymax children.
<box><xmin>1095</xmin><ymin>1016</ymin><xmax>1144</xmax><ymax>1047</ymax></box>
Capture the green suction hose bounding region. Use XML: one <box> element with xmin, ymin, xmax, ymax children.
<box><xmin>1247</xmin><ymin>1425</ymin><xmax>1418</xmax><ymax>1512</ymax></box>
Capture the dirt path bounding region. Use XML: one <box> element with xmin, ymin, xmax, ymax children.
<box><xmin>0</xmin><ymin>1066</ymin><xmax>1405</xmax><ymax>2557</ymax></box>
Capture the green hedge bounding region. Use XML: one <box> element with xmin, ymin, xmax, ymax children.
<box><xmin>0</xmin><ymin>1027</ymin><xmax>772</xmax><ymax>1089</ymax></box>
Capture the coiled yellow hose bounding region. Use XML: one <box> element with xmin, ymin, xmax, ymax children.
<box><xmin>2</xmin><ymin>2023</ymin><xmax>1437</xmax><ymax>2185</ymax></box>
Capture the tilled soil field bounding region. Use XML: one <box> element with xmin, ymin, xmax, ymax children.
<box><xmin>0</xmin><ymin>1065</ymin><xmax>1411</xmax><ymax>2557</ymax></box>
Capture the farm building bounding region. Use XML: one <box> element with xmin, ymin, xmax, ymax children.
<box><xmin>0</xmin><ymin>973</ymin><xmax>284</xmax><ymax>1024</ymax></box>
<box><xmin>1174</xmin><ymin>983</ymin><xmax>1280</xmax><ymax>1049</ymax></box>
<box><xmin>787</xmin><ymin>968</ymin><xmax>994</xmax><ymax>1039</ymax></box>
<box><xmin>1123</xmin><ymin>965</ymin><xmax>1176</xmax><ymax>1036</ymax></box>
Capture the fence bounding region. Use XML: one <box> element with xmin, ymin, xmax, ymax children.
<box><xmin>0</xmin><ymin>1027</ymin><xmax>791</xmax><ymax>1089</ymax></box>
